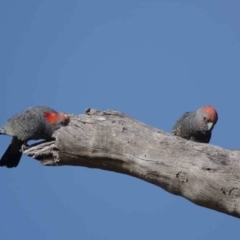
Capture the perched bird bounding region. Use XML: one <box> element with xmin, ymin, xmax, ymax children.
<box><xmin>172</xmin><ymin>105</ymin><xmax>218</xmax><ymax>143</ymax></box>
<box><xmin>0</xmin><ymin>106</ymin><xmax>69</xmax><ymax>168</ymax></box>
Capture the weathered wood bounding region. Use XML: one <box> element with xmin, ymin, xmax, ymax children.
<box><xmin>24</xmin><ymin>108</ymin><xmax>240</xmax><ymax>218</ymax></box>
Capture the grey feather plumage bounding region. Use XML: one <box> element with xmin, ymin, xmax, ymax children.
<box><xmin>0</xmin><ymin>106</ymin><xmax>68</xmax><ymax>168</ymax></box>
<box><xmin>172</xmin><ymin>111</ymin><xmax>212</xmax><ymax>143</ymax></box>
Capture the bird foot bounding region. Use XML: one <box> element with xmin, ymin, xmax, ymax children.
<box><xmin>21</xmin><ymin>143</ymin><xmax>29</xmax><ymax>152</ymax></box>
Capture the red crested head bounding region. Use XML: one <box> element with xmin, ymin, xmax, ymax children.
<box><xmin>196</xmin><ymin>105</ymin><xmax>218</xmax><ymax>131</ymax></box>
<box><xmin>200</xmin><ymin>106</ymin><xmax>218</xmax><ymax>123</ymax></box>
<box><xmin>44</xmin><ymin>112</ymin><xmax>69</xmax><ymax>126</ymax></box>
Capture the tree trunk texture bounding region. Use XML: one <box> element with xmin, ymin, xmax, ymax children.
<box><xmin>24</xmin><ymin>108</ymin><xmax>240</xmax><ymax>218</ymax></box>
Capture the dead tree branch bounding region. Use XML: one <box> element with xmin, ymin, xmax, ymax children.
<box><xmin>24</xmin><ymin>108</ymin><xmax>240</xmax><ymax>218</ymax></box>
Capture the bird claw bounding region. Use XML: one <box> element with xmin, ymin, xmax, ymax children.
<box><xmin>21</xmin><ymin>143</ymin><xmax>29</xmax><ymax>152</ymax></box>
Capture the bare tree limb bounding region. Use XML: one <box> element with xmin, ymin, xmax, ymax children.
<box><xmin>24</xmin><ymin>108</ymin><xmax>240</xmax><ymax>218</ymax></box>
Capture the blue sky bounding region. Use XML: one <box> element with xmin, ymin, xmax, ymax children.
<box><xmin>0</xmin><ymin>0</ymin><xmax>240</xmax><ymax>239</ymax></box>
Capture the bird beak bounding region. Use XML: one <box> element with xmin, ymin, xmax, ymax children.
<box><xmin>207</xmin><ymin>122</ymin><xmax>214</xmax><ymax>130</ymax></box>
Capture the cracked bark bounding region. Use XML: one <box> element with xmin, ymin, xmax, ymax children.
<box><xmin>24</xmin><ymin>108</ymin><xmax>240</xmax><ymax>219</ymax></box>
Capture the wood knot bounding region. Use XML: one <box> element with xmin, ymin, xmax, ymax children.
<box><xmin>85</xmin><ymin>108</ymin><xmax>91</xmax><ymax>114</ymax></box>
<box><xmin>202</xmin><ymin>167</ymin><xmax>216</xmax><ymax>173</ymax></box>
<box><xmin>122</xmin><ymin>127</ymin><xmax>127</xmax><ymax>132</ymax></box>
<box><xmin>85</xmin><ymin>108</ymin><xmax>103</xmax><ymax>116</ymax></box>
<box><xmin>176</xmin><ymin>171</ymin><xmax>188</xmax><ymax>183</ymax></box>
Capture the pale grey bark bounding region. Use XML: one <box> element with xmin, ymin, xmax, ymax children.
<box><xmin>24</xmin><ymin>108</ymin><xmax>240</xmax><ymax>218</ymax></box>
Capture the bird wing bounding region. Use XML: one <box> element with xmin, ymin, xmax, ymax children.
<box><xmin>172</xmin><ymin>112</ymin><xmax>191</xmax><ymax>135</ymax></box>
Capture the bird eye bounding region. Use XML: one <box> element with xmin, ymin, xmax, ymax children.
<box><xmin>60</xmin><ymin>120</ymin><xmax>66</xmax><ymax>126</ymax></box>
<box><xmin>203</xmin><ymin>117</ymin><xmax>207</xmax><ymax>120</ymax></box>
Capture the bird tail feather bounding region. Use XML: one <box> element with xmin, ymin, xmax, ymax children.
<box><xmin>0</xmin><ymin>138</ymin><xmax>23</xmax><ymax>168</ymax></box>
